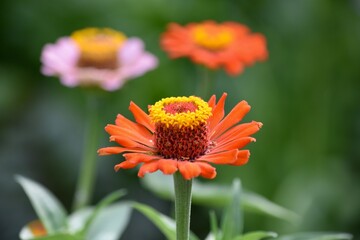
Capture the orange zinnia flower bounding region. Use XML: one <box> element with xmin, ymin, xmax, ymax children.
<box><xmin>98</xmin><ymin>93</ymin><xmax>262</xmax><ymax>180</ymax></box>
<box><xmin>161</xmin><ymin>20</ymin><xmax>268</xmax><ymax>76</ymax></box>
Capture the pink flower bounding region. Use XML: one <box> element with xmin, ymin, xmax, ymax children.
<box><xmin>41</xmin><ymin>28</ymin><xmax>158</xmax><ymax>91</ymax></box>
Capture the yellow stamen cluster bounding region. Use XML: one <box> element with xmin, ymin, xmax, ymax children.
<box><xmin>71</xmin><ymin>28</ymin><xmax>126</xmax><ymax>67</ymax></box>
<box><xmin>149</xmin><ymin>96</ymin><xmax>212</xmax><ymax>129</ymax></box>
<box><xmin>193</xmin><ymin>25</ymin><xmax>233</xmax><ymax>50</ymax></box>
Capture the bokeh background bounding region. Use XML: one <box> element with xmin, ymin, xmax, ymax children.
<box><xmin>1</xmin><ymin>0</ymin><xmax>359</xmax><ymax>239</ymax></box>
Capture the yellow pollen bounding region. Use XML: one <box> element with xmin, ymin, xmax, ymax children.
<box><xmin>149</xmin><ymin>96</ymin><xmax>212</xmax><ymax>129</ymax></box>
<box><xmin>71</xmin><ymin>28</ymin><xmax>126</xmax><ymax>68</ymax></box>
<box><xmin>193</xmin><ymin>24</ymin><xmax>233</xmax><ymax>50</ymax></box>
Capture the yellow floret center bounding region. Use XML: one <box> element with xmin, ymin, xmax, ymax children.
<box><xmin>71</xmin><ymin>28</ymin><xmax>126</xmax><ymax>69</ymax></box>
<box><xmin>149</xmin><ymin>96</ymin><xmax>212</xmax><ymax>129</ymax></box>
<box><xmin>193</xmin><ymin>24</ymin><xmax>233</xmax><ymax>50</ymax></box>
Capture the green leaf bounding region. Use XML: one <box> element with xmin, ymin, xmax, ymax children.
<box><xmin>141</xmin><ymin>173</ymin><xmax>299</xmax><ymax>223</ymax></box>
<box><xmin>221</xmin><ymin>179</ymin><xmax>243</xmax><ymax>240</ymax></box>
<box><xmin>242</xmin><ymin>192</ymin><xmax>299</xmax><ymax>224</ymax></box>
<box><xmin>234</xmin><ymin>231</ymin><xmax>278</xmax><ymax>240</ymax></box>
<box><xmin>16</xmin><ymin>175</ymin><xmax>68</xmax><ymax>234</ymax></box>
<box><xmin>19</xmin><ymin>222</ymin><xmax>81</xmax><ymax>240</ymax></box>
<box><xmin>275</xmin><ymin>232</ymin><xmax>352</xmax><ymax>240</ymax></box>
<box><xmin>209</xmin><ymin>211</ymin><xmax>219</xmax><ymax>240</ymax></box>
<box><xmin>86</xmin><ymin>202</ymin><xmax>132</xmax><ymax>240</ymax></box>
<box><xmin>29</xmin><ymin>234</ymin><xmax>81</xmax><ymax>240</ymax></box>
<box><xmin>67</xmin><ymin>208</ymin><xmax>94</xmax><ymax>234</ymax></box>
<box><xmin>132</xmin><ymin>202</ymin><xmax>200</xmax><ymax>240</ymax></box>
<box><xmin>82</xmin><ymin>189</ymin><xmax>127</xmax><ymax>232</ymax></box>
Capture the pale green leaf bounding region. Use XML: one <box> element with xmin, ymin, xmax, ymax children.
<box><xmin>221</xmin><ymin>179</ymin><xmax>243</xmax><ymax>239</ymax></box>
<box><xmin>67</xmin><ymin>207</ymin><xmax>94</xmax><ymax>234</ymax></box>
<box><xmin>132</xmin><ymin>202</ymin><xmax>200</xmax><ymax>240</ymax></box>
<box><xmin>19</xmin><ymin>223</ymin><xmax>80</xmax><ymax>240</ymax></box>
<box><xmin>209</xmin><ymin>211</ymin><xmax>219</xmax><ymax>240</ymax></box>
<box><xmin>275</xmin><ymin>232</ymin><xmax>352</xmax><ymax>240</ymax></box>
<box><xmin>16</xmin><ymin>175</ymin><xmax>68</xmax><ymax>234</ymax></box>
<box><xmin>86</xmin><ymin>202</ymin><xmax>132</xmax><ymax>240</ymax></box>
<box><xmin>82</xmin><ymin>189</ymin><xmax>126</xmax><ymax>232</ymax></box>
<box><xmin>140</xmin><ymin>173</ymin><xmax>299</xmax><ymax>223</ymax></box>
<box><xmin>233</xmin><ymin>231</ymin><xmax>278</xmax><ymax>240</ymax></box>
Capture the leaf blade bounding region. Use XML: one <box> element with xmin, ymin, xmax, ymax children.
<box><xmin>16</xmin><ymin>175</ymin><xmax>68</xmax><ymax>234</ymax></box>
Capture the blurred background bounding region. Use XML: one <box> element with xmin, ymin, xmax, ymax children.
<box><xmin>1</xmin><ymin>0</ymin><xmax>359</xmax><ymax>239</ymax></box>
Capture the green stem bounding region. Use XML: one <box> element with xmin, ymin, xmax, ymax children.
<box><xmin>72</xmin><ymin>93</ymin><xmax>100</xmax><ymax>211</ymax></box>
<box><xmin>173</xmin><ymin>172</ymin><xmax>192</xmax><ymax>240</ymax></box>
<box><xmin>196</xmin><ymin>66</ymin><xmax>213</xmax><ymax>99</ymax></box>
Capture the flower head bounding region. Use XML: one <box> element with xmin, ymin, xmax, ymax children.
<box><xmin>98</xmin><ymin>93</ymin><xmax>262</xmax><ymax>180</ymax></box>
<box><xmin>41</xmin><ymin>28</ymin><xmax>158</xmax><ymax>91</ymax></box>
<box><xmin>161</xmin><ymin>20</ymin><xmax>267</xmax><ymax>76</ymax></box>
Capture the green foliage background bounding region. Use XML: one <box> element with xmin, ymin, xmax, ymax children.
<box><xmin>0</xmin><ymin>0</ymin><xmax>359</xmax><ymax>239</ymax></box>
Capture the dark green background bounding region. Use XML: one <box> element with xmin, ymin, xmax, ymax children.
<box><xmin>1</xmin><ymin>0</ymin><xmax>359</xmax><ymax>239</ymax></box>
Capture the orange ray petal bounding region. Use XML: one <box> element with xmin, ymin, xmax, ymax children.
<box><xmin>129</xmin><ymin>101</ymin><xmax>155</xmax><ymax>132</ymax></box>
<box><xmin>198</xmin><ymin>149</ymin><xmax>238</xmax><ymax>165</ymax></box>
<box><xmin>157</xmin><ymin>159</ymin><xmax>178</xmax><ymax>175</ymax></box>
<box><xmin>207</xmin><ymin>94</ymin><xmax>216</xmax><ymax>109</ymax></box>
<box><xmin>138</xmin><ymin>160</ymin><xmax>160</xmax><ymax>177</ymax></box>
<box><xmin>211</xmin><ymin>100</ymin><xmax>251</xmax><ymax>139</ymax></box>
<box><xmin>123</xmin><ymin>153</ymin><xmax>160</xmax><ymax>164</ymax></box>
<box><xmin>214</xmin><ymin>121</ymin><xmax>262</xmax><ymax>143</ymax></box>
<box><xmin>98</xmin><ymin>146</ymin><xmax>155</xmax><ymax>156</ymax></box>
<box><xmin>195</xmin><ymin>162</ymin><xmax>217</xmax><ymax>179</ymax></box>
<box><xmin>230</xmin><ymin>150</ymin><xmax>250</xmax><ymax>166</ymax></box>
<box><xmin>115</xmin><ymin>114</ymin><xmax>153</xmax><ymax>138</ymax></box>
<box><xmin>210</xmin><ymin>137</ymin><xmax>255</xmax><ymax>153</ymax></box>
<box><xmin>98</xmin><ymin>147</ymin><xmax>128</xmax><ymax>156</ymax></box>
<box><xmin>110</xmin><ymin>135</ymin><xmax>154</xmax><ymax>151</ymax></box>
<box><xmin>178</xmin><ymin>161</ymin><xmax>201</xmax><ymax>180</ymax></box>
<box><xmin>114</xmin><ymin>161</ymin><xmax>138</xmax><ymax>171</ymax></box>
<box><xmin>208</xmin><ymin>93</ymin><xmax>227</xmax><ymax>133</ymax></box>
<box><xmin>105</xmin><ymin>124</ymin><xmax>154</xmax><ymax>147</ymax></box>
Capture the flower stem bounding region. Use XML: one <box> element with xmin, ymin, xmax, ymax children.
<box><xmin>72</xmin><ymin>93</ymin><xmax>100</xmax><ymax>211</ymax></box>
<box><xmin>173</xmin><ymin>172</ymin><xmax>192</xmax><ymax>240</ymax></box>
<box><xmin>196</xmin><ymin>66</ymin><xmax>213</xmax><ymax>99</ymax></box>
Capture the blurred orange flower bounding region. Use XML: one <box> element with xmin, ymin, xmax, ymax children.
<box><xmin>161</xmin><ymin>20</ymin><xmax>268</xmax><ymax>76</ymax></box>
<box><xmin>98</xmin><ymin>93</ymin><xmax>262</xmax><ymax>180</ymax></box>
<box><xmin>28</xmin><ymin>220</ymin><xmax>47</xmax><ymax>237</ymax></box>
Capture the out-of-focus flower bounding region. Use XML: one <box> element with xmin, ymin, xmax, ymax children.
<box><xmin>98</xmin><ymin>93</ymin><xmax>262</xmax><ymax>180</ymax></box>
<box><xmin>27</xmin><ymin>220</ymin><xmax>47</xmax><ymax>237</ymax></box>
<box><xmin>41</xmin><ymin>28</ymin><xmax>158</xmax><ymax>91</ymax></box>
<box><xmin>161</xmin><ymin>21</ymin><xmax>267</xmax><ymax>76</ymax></box>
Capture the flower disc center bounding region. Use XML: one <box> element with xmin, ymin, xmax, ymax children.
<box><xmin>149</xmin><ymin>96</ymin><xmax>212</xmax><ymax>160</ymax></box>
<box><xmin>193</xmin><ymin>24</ymin><xmax>233</xmax><ymax>50</ymax></box>
<box><xmin>71</xmin><ymin>28</ymin><xmax>126</xmax><ymax>69</ymax></box>
<box><xmin>163</xmin><ymin>102</ymin><xmax>198</xmax><ymax>115</ymax></box>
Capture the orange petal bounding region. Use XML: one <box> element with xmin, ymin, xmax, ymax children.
<box><xmin>211</xmin><ymin>100</ymin><xmax>251</xmax><ymax>139</ymax></box>
<box><xmin>114</xmin><ymin>161</ymin><xmax>138</xmax><ymax>171</ymax></box>
<box><xmin>211</xmin><ymin>137</ymin><xmax>255</xmax><ymax>153</ymax></box>
<box><xmin>198</xmin><ymin>149</ymin><xmax>238</xmax><ymax>164</ymax></box>
<box><xmin>207</xmin><ymin>94</ymin><xmax>216</xmax><ymax>109</ymax></box>
<box><xmin>98</xmin><ymin>147</ymin><xmax>154</xmax><ymax>156</ymax></box>
<box><xmin>158</xmin><ymin>159</ymin><xmax>178</xmax><ymax>175</ymax></box>
<box><xmin>98</xmin><ymin>147</ymin><xmax>128</xmax><ymax>156</ymax></box>
<box><xmin>208</xmin><ymin>93</ymin><xmax>227</xmax><ymax>133</ymax></box>
<box><xmin>178</xmin><ymin>161</ymin><xmax>201</xmax><ymax>180</ymax></box>
<box><xmin>115</xmin><ymin>114</ymin><xmax>153</xmax><ymax>138</ymax></box>
<box><xmin>195</xmin><ymin>162</ymin><xmax>217</xmax><ymax>179</ymax></box>
<box><xmin>230</xmin><ymin>150</ymin><xmax>250</xmax><ymax>166</ymax></box>
<box><xmin>215</xmin><ymin>121</ymin><xmax>262</xmax><ymax>143</ymax></box>
<box><xmin>129</xmin><ymin>101</ymin><xmax>155</xmax><ymax>132</ymax></box>
<box><xmin>138</xmin><ymin>160</ymin><xmax>160</xmax><ymax>177</ymax></box>
<box><xmin>105</xmin><ymin>124</ymin><xmax>154</xmax><ymax>147</ymax></box>
<box><xmin>110</xmin><ymin>135</ymin><xmax>154</xmax><ymax>151</ymax></box>
<box><xmin>225</xmin><ymin>61</ymin><xmax>244</xmax><ymax>76</ymax></box>
<box><xmin>123</xmin><ymin>153</ymin><xmax>159</xmax><ymax>164</ymax></box>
